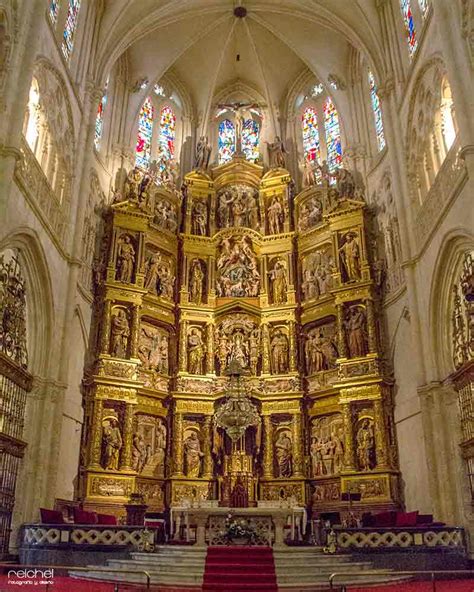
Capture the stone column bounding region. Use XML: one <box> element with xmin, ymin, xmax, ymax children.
<box><xmin>101</xmin><ymin>299</ymin><xmax>112</xmax><ymax>354</ymax></box>
<box><xmin>172</xmin><ymin>412</ymin><xmax>184</xmax><ymax>476</ymax></box>
<box><xmin>292</xmin><ymin>413</ymin><xmax>303</xmax><ymax>477</ymax></box>
<box><xmin>120</xmin><ymin>402</ymin><xmax>135</xmax><ymax>471</ymax></box>
<box><xmin>288</xmin><ymin>321</ymin><xmax>297</xmax><ymax>372</ymax></box>
<box><xmin>89</xmin><ymin>399</ymin><xmax>104</xmax><ymax>468</ymax></box>
<box><xmin>206</xmin><ymin>324</ymin><xmax>215</xmax><ymax>374</ymax></box>
<box><xmin>373</xmin><ymin>399</ymin><xmax>389</xmax><ymax>469</ymax></box>
<box><xmin>202</xmin><ymin>415</ymin><xmax>213</xmax><ymax>479</ymax></box>
<box><xmin>179</xmin><ymin>321</ymin><xmax>188</xmax><ymax>372</ymax></box>
<box><xmin>341</xmin><ymin>403</ymin><xmax>356</xmax><ymax>471</ymax></box>
<box><xmin>365</xmin><ymin>299</ymin><xmax>377</xmax><ymax>353</ymax></box>
<box><xmin>130</xmin><ymin>304</ymin><xmax>140</xmax><ymax>359</ymax></box>
<box><xmin>263</xmin><ymin>415</ymin><xmax>273</xmax><ymax>478</ymax></box>
<box><xmin>336</xmin><ymin>304</ymin><xmax>348</xmax><ymax>358</ymax></box>
<box><xmin>262</xmin><ymin>324</ymin><xmax>271</xmax><ymax>374</ymax></box>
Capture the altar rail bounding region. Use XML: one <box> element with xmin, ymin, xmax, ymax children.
<box><xmin>333</xmin><ymin>526</ymin><xmax>467</xmax><ymax>552</ymax></box>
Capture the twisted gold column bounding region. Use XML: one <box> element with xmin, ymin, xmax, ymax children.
<box><xmin>120</xmin><ymin>402</ymin><xmax>135</xmax><ymax>470</ymax></box>
<box><xmin>89</xmin><ymin>398</ymin><xmax>104</xmax><ymax>468</ymax></box>
<box><xmin>172</xmin><ymin>412</ymin><xmax>184</xmax><ymax>476</ymax></box>
<box><xmin>292</xmin><ymin>413</ymin><xmax>303</xmax><ymax>477</ymax></box>
<box><xmin>263</xmin><ymin>415</ymin><xmax>273</xmax><ymax>478</ymax></box>
<box><xmin>202</xmin><ymin>415</ymin><xmax>213</xmax><ymax>478</ymax></box>
<box><xmin>101</xmin><ymin>300</ymin><xmax>112</xmax><ymax>354</ymax></box>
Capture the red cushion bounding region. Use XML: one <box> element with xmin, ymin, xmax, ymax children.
<box><xmin>373</xmin><ymin>511</ymin><xmax>397</xmax><ymax>527</ymax></box>
<box><xmin>97</xmin><ymin>513</ymin><xmax>117</xmax><ymax>525</ymax></box>
<box><xmin>40</xmin><ymin>508</ymin><xmax>64</xmax><ymax>524</ymax></box>
<box><xmin>73</xmin><ymin>508</ymin><xmax>98</xmax><ymax>524</ymax></box>
<box><xmin>416</xmin><ymin>514</ymin><xmax>433</xmax><ymax>525</ymax></box>
<box><xmin>396</xmin><ymin>511</ymin><xmax>419</xmax><ymax>527</ymax></box>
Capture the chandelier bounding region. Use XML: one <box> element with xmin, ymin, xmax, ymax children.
<box><xmin>214</xmin><ymin>359</ymin><xmax>260</xmax><ymax>442</ymax></box>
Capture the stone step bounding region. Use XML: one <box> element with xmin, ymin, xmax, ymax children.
<box><xmin>278</xmin><ymin>576</ymin><xmax>412</xmax><ymax>590</ymax></box>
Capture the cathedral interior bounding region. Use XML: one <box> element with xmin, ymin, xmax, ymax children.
<box><xmin>0</xmin><ymin>0</ymin><xmax>473</xmax><ymax>583</ymax></box>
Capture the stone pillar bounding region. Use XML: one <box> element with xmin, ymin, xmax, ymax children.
<box><xmin>288</xmin><ymin>321</ymin><xmax>297</xmax><ymax>372</ymax></box>
<box><xmin>292</xmin><ymin>413</ymin><xmax>303</xmax><ymax>477</ymax></box>
<box><xmin>130</xmin><ymin>304</ymin><xmax>140</xmax><ymax>359</ymax></box>
<box><xmin>342</xmin><ymin>403</ymin><xmax>356</xmax><ymax>471</ymax></box>
<box><xmin>365</xmin><ymin>299</ymin><xmax>377</xmax><ymax>353</ymax></box>
<box><xmin>206</xmin><ymin>324</ymin><xmax>215</xmax><ymax>374</ymax></box>
<box><xmin>89</xmin><ymin>399</ymin><xmax>104</xmax><ymax>468</ymax></box>
<box><xmin>373</xmin><ymin>399</ymin><xmax>389</xmax><ymax>469</ymax></box>
<box><xmin>172</xmin><ymin>413</ymin><xmax>184</xmax><ymax>476</ymax></box>
<box><xmin>336</xmin><ymin>304</ymin><xmax>348</xmax><ymax>358</ymax></box>
<box><xmin>179</xmin><ymin>321</ymin><xmax>188</xmax><ymax>372</ymax></box>
<box><xmin>262</xmin><ymin>324</ymin><xmax>271</xmax><ymax>374</ymax></box>
<box><xmin>120</xmin><ymin>402</ymin><xmax>135</xmax><ymax>471</ymax></box>
<box><xmin>101</xmin><ymin>300</ymin><xmax>112</xmax><ymax>354</ymax></box>
<box><xmin>202</xmin><ymin>415</ymin><xmax>213</xmax><ymax>479</ymax></box>
<box><xmin>263</xmin><ymin>415</ymin><xmax>273</xmax><ymax>478</ymax></box>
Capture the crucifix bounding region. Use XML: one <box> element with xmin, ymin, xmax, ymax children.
<box><xmin>216</xmin><ymin>101</ymin><xmax>260</xmax><ymax>154</ymax></box>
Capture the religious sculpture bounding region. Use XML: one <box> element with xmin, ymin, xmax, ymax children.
<box><xmin>311</xmin><ymin>416</ymin><xmax>344</xmax><ymax>477</ymax></box>
<box><xmin>275</xmin><ymin>430</ymin><xmax>293</xmax><ymax>477</ymax></box>
<box><xmin>124</xmin><ymin>167</ymin><xmax>142</xmax><ymax>202</ymax></box>
<box><xmin>301</xmin><ymin>159</ymin><xmax>317</xmax><ymax>187</ymax></box>
<box><xmin>267</xmin><ymin>196</ymin><xmax>284</xmax><ymax>234</ymax></box>
<box><xmin>301</xmin><ymin>249</ymin><xmax>333</xmax><ymax>301</ymax></box>
<box><xmin>184</xmin><ymin>431</ymin><xmax>204</xmax><ymax>477</ymax></box>
<box><xmin>189</xmin><ymin>258</ymin><xmax>205</xmax><ymax>305</ymax></box>
<box><xmin>132</xmin><ymin>432</ymin><xmax>147</xmax><ymax>473</ymax></box>
<box><xmin>345</xmin><ymin>306</ymin><xmax>368</xmax><ymax>358</ymax></box>
<box><xmin>138</xmin><ymin>325</ymin><xmax>169</xmax><ymax>374</ymax></box>
<box><xmin>187</xmin><ymin>328</ymin><xmax>205</xmax><ymax>374</ymax></box>
<box><xmin>102</xmin><ymin>417</ymin><xmax>123</xmax><ymax>471</ymax></box>
<box><xmin>144</xmin><ymin>252</ymin><xmax>161</xmax><ymax>293</ymax></box>
<box><xmin>298</xmin><ymin>197</ymin><xmax>323</xmax><ymax>231</ymax></box>
<box><xmin>270</xmin><ymin>329</ymin><xmax>289</xmax><ymax>374</ymax></box>
<box><xmin>154</xmin><ymin>199</ymin><xmax>178</xmax><ymax>232</ymax></box>
<box><xmin>157</xmin><ymin>262</ymin><xmax>175</xmax><ymax>299</ymax></box>
<box><xmin>266</xmin><ymin>136</ymin><xmax>287</xmax><ymax>168</ymax></box>
<box><xmin>356</xmin><ymin>418</ymin><xmax>376</xmax><ymax>471</ymax></box>
<box><xmin>249</xmin><ymin>328</ymin><xmax>260</xmax><ymax>375</ymax></box>
<box><xmin>305</xmin><ymin>325</ymin><xmax>338</xmax><ymax>374</ymax></box>
<box><xmin>192</xmin><ymin>200</ymin><xmax>208</xmax><ymax>235</ymax></box>
<box><xmin>132</xmin><ymin>417</ymin><xmax>167</xmax><ymax>476</ymax></box>
<box><xmin>339</xmin><ymin>231</ymin><xmax>361</xmax><ymax>282</ymax></box>
<box><xmin>333</xmin><ymin>167</ymin><xmax>356</xmax><ymax>199</ymax></box>
<box><xmin>217</xmin><ymin>102</ymin><xmax>259</xmax><ymax>154</ymax></box>
<box><xmin>194</xmin><ymin>136</ymin><xmax>212</xmax><ymax>170</ymax></box>
<box><xmin>216</xmin><ymin>235</ymin><xmax>260</xmax><ymax>297</ymax></box>
<box><xmin>268</xmin><ymin>258</ymin><xmax>288</xmax><ymax>304</ymax></box>
<box><xmin>217</xmin><ymin>185</ymin><xmax>260</xmax><ymax>230</ymax></box>
<box><xmin>110</xmin><ymin>308</ymin><xmax>130</xmax><ymax>358</ymax></box>
<box><xmin>116</xmin><ymin>234</ymin><xmax>135</xmax><ymax>283</ymax></box>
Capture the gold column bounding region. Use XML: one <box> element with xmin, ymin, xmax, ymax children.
<box><xmin>172</xmin><ymin>412</ymin><xmax>184</xmax><ymax>476</ymax></box>
<box><xmin>366</xmin><ymin>299</ymin><xmax>377</xmax><ymax>353</ymax></box>
<box><xmin>89</xmin><ymin>398</ymin><xmax>104</xmax><ymax>468</ymax></box>
<box><xmin>342</xmin><ymin>403</ymin><xmax>356</xmax><ymax>471</ymax></box>
<box><xmin>336</xmin><ymin>304</ymin><xmax>348</xmax><ymax>358</ymax></box>
<box><xmin>101</xmin><ymin>300</ymin><xmax>112</xmax><ymax>354</ymax></box>
<box><xmin>289</xmin><ymin>321</ymin><xmax>297</xmax><ymax>372</ymax></box>
<box><xmin>373</xmin><ymin>398</ymin><xmax>389</xmax><ymax>469</ymax></box>
<box><xmin>262</xmin><ymin>324</ymin><xmax>271</xmax><ymax>374</ymax></box>
<box><xmin>120</xmin><ymin>402</ymin><xmax>134</xmax><ymax>471</ymax></box>
<box><xmin>263</xmin><ymin>415</ymin><xmax>273</xmax><ymax>478</ymax></box>
<box><xmin>202</xmin><ymin>415</ymin><xmax>213</xmax><ymax>478</ymax></box>
<box><xmin>179</xmin><ymin>320</ymin><xmax>188</xmax><ymax>372</ymax></box>
<box><xmin>292</xmin><ymin>413</ymin><xmax>303</xmax><ymax>477</ymax></box>
<box><xmin>206</xmin><ymin>323</ymin><xmax>215</xmax><ymax>374</ymax></box>
<box><xmin>130</xmin><ymin>304</ymin><xmax>140</xmax><ymax>359</ymax></box>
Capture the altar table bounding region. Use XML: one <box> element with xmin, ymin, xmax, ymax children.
<box><xmin>170</xmin><ymin>506</ymin><xmax>307</xmax><ymax>546</ymax></box>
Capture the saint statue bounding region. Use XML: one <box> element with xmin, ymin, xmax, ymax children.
<box><xmin>270</xmin><ymin>330</ymin><xmax>289</xmax><ymax>374</ymax></box>
<box><xmin>333</xmin><ymin>167</ymin><xmax>356</xmax><ymax>199</ymax></box>
<box><xmin>310</xmin><ymin>436</ymin><xmax>324</xmax><ymax>477</ymax></box>
<box><xmin>132</xmin><ymin>432</ymin><xmax>146</xmax><ymax>473</ymax></box>
<box><xmin>249</xmin><ymin>328</ymin><xmax>260</xmax><ymax>375</ymax></box>
<box><xmin>192</xmin><ymin>201</ymin><xmax>208</xmax><ymax>235</ymax></box>
<box><xmin>189</xmin><ymin>259</ymin><xmax>205</xmax><ymax>305</ymax></box>
<box><xmin>144</xmin><ymin>252</ymin><xmax>161</xmax><ymax>293</ymax></box>
<box><xmin>124</xmin><ymin>167</ymin><xmax>142</xmax><ymax>201</ymax></box>
<box><xmin>158</xmin><ymin>334</ymin><xmax>169</xmax><ymax>374</ymax></box>
<box><xmin>266</xmin><ymin>136</ymin><xmax>287</xmax><ymax>168</ymax></box>
<box><xmin>346</xmin><ymin>307</ymin><xmax>368</xmax><ymax>358</ymax></box>
<box><xmin>184</xmin><ymin>432</ymin><xmax>204</xmax><ymax>477</ymax></box>
<box><xmin>187</xmin><ymin>328</ymin><xmax>205</xmax><ymax>374</ymax></box>
<box><xmin>194</xmin><ymin>136</ymin><xmax>212</xmax><ymax>170</ymax></box>
<box><xmin>268</xmin><ymin>259</ymin><xmax>288</xmax><ymax>304</ymax></box>
<box><xmin>267</xmin><ymin>196</ymin><xmax>284</xmax><ymax>234</ymax></box>
<box><xmin>111</xmin><ymin>309</ymin><xmax>130</xmax><ymax>358</ymax></box>
<box><xmin>229</xmin><ymin>330</ymin><xmax>248</xmax><ymax>368</ymax></box>
<box><xmin>117</xmin><ymin>235</ymin><xmax>135</xmax><ymax>283</ymax></box>
<box><xmin>275</xmin><ymin>431</ymin><xmax>293</xmax><ymax>477</ymax></box>
<box><xmin>301</xmin><ymin>158</ymin><xmax>317</xmax><ymax>187</ymax></box>
<box><xmin>102</xmin><ymin>418</ymin><xmax>123</xmax><ymax>470</ymax></box>
<box><xmin>356</xmin><ymin>419</ymin><xmax>375</xmax><ymax>471</ymax></box>
<box><xmin>339</xmin><ymin>231</ymin><xmax>361</xmax><ymax>282</ymax></box>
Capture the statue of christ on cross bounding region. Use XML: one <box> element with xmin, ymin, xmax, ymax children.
<box><xmin>217</xmin><ymin>102</ymin><xmax>260</xmax><ymax>154</ymax></box>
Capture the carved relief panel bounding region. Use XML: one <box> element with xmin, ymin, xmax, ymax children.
<box><xmin>138</xmin><ymin>322</ymin><xmax>169</xmax><ymax>374</ymax></box>
<box><xmin>216</xmin><ymin>184</ymin><xmax>260</xmax><ymax>231</ymax></box>
<box><xmin>304</xmin><ymin>320</ymin><xmax>338</xmax><ymax>375</ymax></box>
<box><xmin>153</xmin><ymin>196</ymin><xmax>178</xmax><ymax>233</ymax></box>
<box><xmin>143</xmin><ymin>247</ymin><xmax>176</xmax><ymax>300</ymax></box>
<box><xmin>297</xmin><ymin>195</ymin><xmax>323</xmax><ymax>232</ymax></box>
<box><xmin>132</xmin><ymin>414</ymin><xmax>167</xmax><ymax>478</ymax></box>
<box><xmin>300</xmin><ymin>245</ymin><xmax>333</xmax><ymax>301</ymax></box>
<box><xmin>215</xmin><ymin>314</ymin><xmax>260</xmax><ymax>375</ymax></box>
<box><xmin>215</xmin><ymin>234</ymin><xmax>260</xmax><ymax>297</ymax></box>
<box><xmin>310</xmin><ymin>414</ymin><xmax>344</xmax><ymax>478</ymax></box>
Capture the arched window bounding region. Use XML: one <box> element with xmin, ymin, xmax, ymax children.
<box><xmin>94</xmin><ymin>76</ymin><xmax>109</xmax><ymax>151</ymax></box>
<box><xmin>158</xmin><ymin>106</ymin><xmax>176</xmax><ymax>160</ymax></box>
<box><xmin>241</xmin><ymin>119</ymin><xmax>260</xmax><ymax>162</ymax></box>
<box><xmin>368</xmin><ymin>71</ymin><xmax>386</xmax><ymax>151</ymax></box>
<box><xmin>62</xmin><ymin>0</ymin><xmax>81</xmax><ymax>61</ymax></box>
<box><xmin>302</xmin><ymin>107</ymin><xmax>320</xmax><ymax>163</ymax></box>
<box><xmin>323</xmin><ymin>97</ymin><xmax>342</xmax><ymax>172</ymax></box>
<box><xmin>49</xmin><ymin>0</ymin><xmax>60</xmax><ymax>24</ymax></box>
<box><xmin>400</xmin><ymin>0</ymin><xmax>418</xmax><ymax>57</ymax></box>
<box><xmin>218</xmin><ymin>119</ymin><xmax>235</xmax><ymax>164</ymax></box>
<box><xmin>25</xmin><ymin>78</ymin><xmax>41</xmax><ymax>153</ymax></box>
<box><xmin>135</xmin><ymin>97</ymin><xmax>154</xmax><ymax>168</ymax></box>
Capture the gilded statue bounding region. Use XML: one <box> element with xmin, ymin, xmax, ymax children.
<box><xmin>187</xmin><ymin>328</ymin><xmax>205</xmax><ymax>374</ymax></box>
<box><xmin>305</xmin><ymin>329</ymin><xmax>338</xmax><ymax>374</ymax></box>
<box><xmin>268</xmin><ymin>258</ymin><xmax>288</xmax><ymax>304</ymax></box>
<box><xmin>192</xmin><ymin>201</ymin><xmax>207</xmax><ymax>235</ymax></box>
<box><xmin>339</xmin><ymin>231</ymin><xmax>361</xmax><ymax>282</ymax></box>
<box><xmin>217</xmin><ymin>185</ymin><xmax>260</xmax><ymax>230</ymax></box>
<box><xmin>266</xmin><ymin>136</ymin><xmax>287</xmax><ymax>168</ymax></box>
<box><xmin>271</xmin><ymin>329</ymin><xmax>289</xmax><ymax>374</ymax></box>
<box><xmin>102</xmin><ymin>418</ymin><xmax>123</xmax><ymax>471</ymax></box>
<box><xmin>345</xmin><ymin>306</ymin><xmax>368</xmax><ymax>358</ymax></box>
<box><xmin>184</xmin><ymin>431</ymin><xmax>204</xmax><ymax>477</ymax></box>
<box><xmin>194</xmin><ymin>136</ymin><xmax>212</xmax><ymax>170</ymax></box>
<box><xmin>189</xmin><ymin>259</ymin><xmax>205</xmax><ymax>305</ymax></box>
<box><xmin>111</xmin><ymin>309</ymin><xmax>130</xmax><ymax>358</ymax></box>
<box><xmin>124</xmin><ymin>167</ymin><xmax>142</xmax><ymax>202</ymax></box>
<box><xmin>117</xmin><ymin>234</ymin><xmax>135</xmax><ymax>283</ymax></box>
<box><xmin>144</xmin><ymin>252</ymin><xmax>161</xmax><ymax>292</ymax></box>
<box><xmin>356</xmin><ymin>418</ymin><xmax>375</xmax><ymax>471</ymax></box>
<box><xmin>267</xmin><ymin>196</ymin><xmax>284</xmax><ymax>234</ymax></box>
<box><xmin>229</xmin><ymin>330</ymin><xmax>248</xmax><ymax>368</ymax></box>
<box><xmin>216</xmin><ymin>236</ymin><xmax>260</xmax><ymax>297</ymax></box>
<box><xmin>275</xmin><ymin>431</ymin><xmax>293</xmax><ymax>477</ymax></box>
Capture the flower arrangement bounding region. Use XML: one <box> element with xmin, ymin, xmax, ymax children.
<box><xmin>224</xmin><ymin>513</ymin><xmax>256</xmax><ymax>544</ymax></box>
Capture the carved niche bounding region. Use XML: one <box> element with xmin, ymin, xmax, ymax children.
<box><xmin>187</xmin><ymin>326</ymin><xmax>205</xmax><ymax>375</ymax></box>
<box><xmin>217</xmin><ymin>184</ymin><xmax>260</xmax><ymax>231</ymax></box>
<box><xmin>274</xmin><ymin>424</ymin><xmax>293</xmax><ymax>478</ymax></box>
<box><xmin>110</xmin><ymin>305</ymin><xmax>131</xmax><ymax>358</ymax></box>
<box><xmin>344</xmin><ymin>304</ymin><xmax>368</xmax><ymax>358</ymax></box>
<box><xmin>183</xmin><ymin>424</ymin><xmax>204</xmax><ymax>478</ymax></box>
<box><xmin>310</xmin><ymin>414</ymin><xmax>344</xmax><ymax>478</ymax></box>
<box><xmin>216</xmin><ymin>235</ymin><xmax>260</xmax><ymax>298</ymax></box>
<box><xmin>301</xmin><ymin>245</ymin><xmax>333</xmax><ymax>301</ymax></box>
<box><xmin>115</xmin><ymin>232</ymin><xmax>137</xmax><ymax>284</ymax></box>
<box><xmin>188</xmin><ymin>258</ymin><xmax>207</xmax><ymax>305</ymax></box>
<box><xmin>355</xmin><ymin>410</ymin><xmax>376</xmax><ymax>472</ymax></box>
<box><xmin>215</xmin><ymin>314</ymin><xmax>260</xmax><ymax>375</ymax></box>
<box><xmin>270</xmin><ymin>326</ymin><xmax>290</xmax><ymax>374</ymax></box>
<box><xmin>304</xmin><ymin>320</ymin><xmax>338</xmax><ymax>375</ymax></box>
<box><xmin>143</xmin><ymin>247</ymin><xmax>175</xmax><ymax>299</ymax></box>
<box><xmin>138</xmin><ymin>322</ymin><xmax>169</xmax><ymax>374</ymax></box>
<box><xmin>153</xmin><ymin>196</ymin><xmax>178</xmax><ymax>232</ymax></box>
<box><xmin>338</xmin><ymin>229</ymin><xmax>362</xmax><ymax>284</ymax></box>
<box><xmin>268</xmin><ymin>257</ymin><xmax>289</xmax><ymax>305</ymax></box>
<box><xmin>132</xmin><ymin>414</ymin><xmax>167</xmax><ymax>478</ymax></box>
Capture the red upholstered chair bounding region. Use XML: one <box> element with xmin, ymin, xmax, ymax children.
<box><xmin>97</xmin><ymin>513</ymin><xmax>118</xmax><ymax>525</ymax></box>
<box><xmin>40</xmin><ymin>508</ymin><xmax>65</xmax><ymax>524</ymax></box>
<box><xmin>73</xmin><ymin>508</ymin><xmax>99</xmax><ymax>525</ymax></box>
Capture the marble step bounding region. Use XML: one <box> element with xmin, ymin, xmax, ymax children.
<box><xmin>70</xmin><ymin>569</ymin><xmax>204</xmax><ymax>585</ymax></box>
<box><xmin>278</xmin><ymin>576</ymin><xmax>413</xmax><ymax>590</ymax></box>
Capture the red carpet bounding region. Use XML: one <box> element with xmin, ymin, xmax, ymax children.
<box><xmin>202</xmin><ymin>545</ymin><xmax>278</xmax><ymax>591</ymax></box>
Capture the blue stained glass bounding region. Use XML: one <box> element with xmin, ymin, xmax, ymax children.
<box><xmin>135</xmin><ymin>97</ymin><xmax>154</xmax><ymax>168</ymax></box>
<box><xmin>302</xmin><ymin>107</ymin><xmax>321</xmax><ymax>163</ymax></box>
<box><xmin>218</xmin><ymin>119</ymin><xmax>235</xmax><ymax>164</ymax></box>
<box><xmin>49</xmin><ymin>0</ymin><xmax>60</xmax><ymax>24</ymax></box>
<box><xmin>158</xmin><ymin>106</ymin><xmax>176</xmax><ymax>160</ymax></box>
<box><xmin>323</xmin><ymin>97</ymin><xmax>343</xmax><ymax>172</ymax></box>
<box><xmin>368</xmin><ymin>71</ymin><xmax>386</xmax><ymax>151</ymax></box>
<box><xmin>242</xmin><ymin>119</ymin><xmax>260</xmax><ymax>162</ymax></box>
<box><xmin>61</xmin><ymin>0</ymin><xmax>81</xmax><ymax>61</ymax></box>
<box><xmin>400</xmin><ymin>0</ymin><xmax>418</xmax><ymax>57</ymax></box>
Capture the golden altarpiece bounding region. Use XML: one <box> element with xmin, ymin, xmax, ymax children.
<box><xmin>79</xmin><ymin>153</ymin><xmax>401</xmax><ymax>519</ymax></box>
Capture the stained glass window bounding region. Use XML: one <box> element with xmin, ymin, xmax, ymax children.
<box><xmin>400</xmin><ymin>0</ymin><xmax>418</xmax><ymax>57</ymax></box>
<box><xmin>323</xmin><ymin>97</ymin><xmax>342</xmax><ymax>172</ymax></box>
<box><xmin>94</xmin><ymin>76</ymin><xmax>109</xmax><ymax>151</ymax></box>
<box><xmin>49</xmin><ymin>0</ymin><xmax>60</xmax><ymax>24</ymax></box>
<box><xmin>311</xmin><ymin>84</ymin><xmax>324</xmax><ymax>97</ymax></box>
<box><xmin>218</xmin><ymin>119</ymin><xmax>235</xmax><ymax>164</ymax></box>
<box><xmin>302</xmin><ymin>107</ymin><xmax>321</xmax><ymax>163</ymax></box>
<box><xmin>154</xmin><ymin>84</ymin><xmax>165</xmax><ymax>97</ymax></box>
<box><xmin>135</xmin><ymin>97</ymin><xmax>154</xmax><ymax>168</ymax></box>
<box><xmin>157</xmin><ymin>106</ymin><xmax>176</xmax><ymax>161</ymax></box>
<box><xmin>242</xmin><ymin>119</ymin><xmax>260</xmax><ymax>162</ymax></box>
<box><xmin>418</xmin><ymin>0</ymin><xmax>429</xmax><ymax>17</ymax></box>
<box><xmin>61</xmin><ymin>0</ymin><xmax>81</xmax><ymax>61</ymax></box>
<box><xmin>368</xmin><ymin>71</ymin><xmax>386</xmax><ymax>151</ymax></box>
